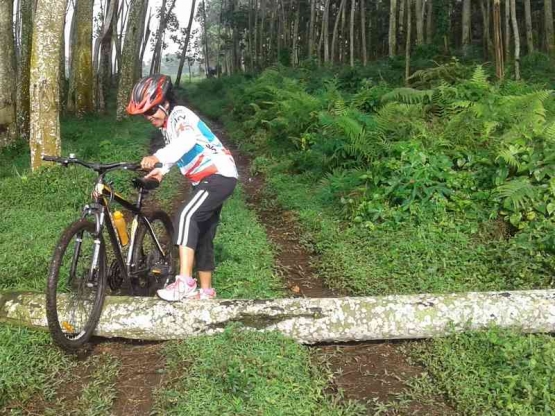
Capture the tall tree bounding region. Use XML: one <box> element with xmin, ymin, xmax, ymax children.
<box><xmin>116</xmin><ymin>0</ymin><xmax>147</xmax><ymax>120</ymax></box>
<box><xmin>405</xmin><ymin>0</ymin><xmax>413</xmax><ymax>82</ymax></box>
<box><xmin>350</xmin><ymin>0</ymin><xmax>355</xmax><ymax>66</ymax></box>
<box><xmin>175</xmin><ymin>0</ymin><xmax>198</xmax><ymax>86</ymax></box>
<box><xmin>524</xmin><ymin>0</ymin><xmax>533</xmax><ymax>54</ymax></box>
<box><xmin>331</xmin><ymin>0</ymin><xmax>347</xmax><ymax>61</ymax></box>
<box><xmin>389</xmin><ymin>0</ymin><xmax>397</xmax><ymax>57</ymax></box>
<box><xmin>510</xmin><ymin>0</ymin><xmax>520</xmax><ymax>79</ymax></box>
<box><xmin>308</xmin><ymin>0</ymin><xmax>315</xmax><ymax>59</ymax></box>
<box><xmin>426</xmin><ymin>0</ymin><xmax>433</xmax><ymax>44</ymax></box>
<box><xmin>201</xmin><ymin>0</ymin><xmax>210</xmax><ymax>76</ymax></box>
<box><xmin>415</xmin><ymin>0</ymin><xmax>425</xmax><ymax>45</ymax></box>
<box><xmin>72</xmin><ymin>0</ymin><xmax>94</xmax><ymax>115</ymax></box>
<box><xmin>16</xmin><ymin>0</ymin><xmax>34</xmax><ymax>141</ymax></box>
<box><xmin>30</xmin><ymin>0</ymin><xmax>67</xmax><ymax>171</ymax></box>
<box><xmin>462</xmin><ymin>0</ymin><xmax>471</xmax><ymax>51</ymax></box>
<box><xmin>545</xmin><ymin>0</ymin><xmax>554</xmax><ymax>55</ymax></box>
<box><xmin>96</xmin><ymin>0</ymin><xmax>117</xmax><ymax>112</ymax></box>
<box><xmin>322</xmin><ymin>0</ymin><xmax>331</xmax><ymax>63</ymax></box>
<box><xmin>492</xmin><ymin>0</ymin><xmax>504</xmax><ymax>79</ymax></box>
<box><xmin>360</xmin><ymin>0</ymin><xmax>367</xmax><ymax>65</ymax></box>
<box><xmin>151</xmin><ymin>0</ymin><xmax>178</xmax><ymax>74</ymax></box>
<box><xmin>504</xmin><ymin>0</ymin><xmax>510</xmax><ymax>62</ymax></box>
<box><xmin>0</xmin><ymin>0</ymin><xmax>17</xmax><ymax>146</ymax></box>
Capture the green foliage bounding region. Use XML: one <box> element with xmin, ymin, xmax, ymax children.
<box><xmin>412</xmin><ymin>329</ymin><xmax>555</xmax><ymax>415</ymax></box>
<box><xmin>0</xmin><ymin>326</ymin><xmax>75</xmax><ymax>408</ymax></box>
<box><xmin>154</xmin><ymin>325</ymin><xmax>365</xmax><ymax>415</ymax></box>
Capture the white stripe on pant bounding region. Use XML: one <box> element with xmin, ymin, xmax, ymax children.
<box><xmin>176</xmin><ymin>190</ymin><xmax>210</xmax><ymax>246</ymax></box>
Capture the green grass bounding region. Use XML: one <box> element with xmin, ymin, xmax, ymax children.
<box><xmin>410</xmin><ymin>329</ymin><xmax>555</xmax><ymax>415</ymax></box>
<box><xmin>154</xmin><ymin>325</ymin><xmax>365</xmax><ymax>416</ymax></box>
<box><xmin>0</xmin><ymin>325</ymin><xmax>76</xmax><ymax>409</ymax></box>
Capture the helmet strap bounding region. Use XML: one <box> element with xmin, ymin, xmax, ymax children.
<box><xmin>158</xmin><ymin>104</ymin><xmax>169</xmax><ymax>116</ymax></box>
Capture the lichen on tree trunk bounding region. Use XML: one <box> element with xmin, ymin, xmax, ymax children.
<box><xmin>2</xmin><ymin>290</ymin><xmax>555</xmax><ymax>343</ymax></box>
<box><xmin>0</xmin><ymin>0</ymin><xmax>17</xmax><ymax>147</ymax></box>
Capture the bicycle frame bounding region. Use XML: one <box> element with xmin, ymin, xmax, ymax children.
<box><xmin>82</xmin><ymin>176</ymin><xmax>167</xmax><ymax>287</ymax></box>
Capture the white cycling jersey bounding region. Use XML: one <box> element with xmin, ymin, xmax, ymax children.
<box><xmin>154</xmin><ymin>106</ymin><xmax>238</xmax><ymax>185</ymax></box>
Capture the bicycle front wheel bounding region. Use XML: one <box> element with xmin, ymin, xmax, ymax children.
<box><xmin>46</xmin><ymin>219</ymin><xmax>107</xmax><ymax>351</ymax></box>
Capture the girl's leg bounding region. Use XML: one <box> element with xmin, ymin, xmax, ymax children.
<box><xmin>195</xmin><ymin>206</ymin><xmax>222</xmax><ymax>290</ymax></box>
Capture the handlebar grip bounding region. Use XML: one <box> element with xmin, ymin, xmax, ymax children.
<box><xmin>42</xmin><ymin>155</ymin><xmax>60</xmax><ymax>162</ymax></box>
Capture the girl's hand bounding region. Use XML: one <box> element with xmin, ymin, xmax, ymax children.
<box><xmin>144</xmin><ymin>168</ymin><xmax>164</xmax><ymax>182</ymax></box>
<box><xmin>141</xmin><ymin>155</ymin><xmax>160</xmax><ymax>170</ymax></box>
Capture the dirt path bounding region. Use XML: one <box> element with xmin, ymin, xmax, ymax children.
<box><xmin>202</xmin><ymin>113</ymin><xmax>458</xmax><ymax>415</ymax></box>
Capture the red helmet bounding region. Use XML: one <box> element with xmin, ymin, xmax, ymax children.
<box><xmin>126</xmin><ymin>74</ymin><xmax>173</xmax><ymax>115</ymax></box>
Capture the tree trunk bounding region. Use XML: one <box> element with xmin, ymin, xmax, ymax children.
<box><xmin>116</xmin><ymin>0</ymin><xmax>147</xmax><ymax>120</ymax></box>
<box><xmin>331</xmin><ymin>0</ymin><xmax>347</xmax><ymax>62</ymax></box>
<box><xmin>510</xmin><ymin>0</ymin><xmax>520</xmax><ymax>79</ymax></box>
<box><xmin>398</xmin><ymin>0</ymin><xmax>405</xmax><ymax>50</ymax></box>
<box><xmin>426</xmin><ymin>0</ymin><xmax>433</xmax><ymax>44</ymax></box>
<box><xmin>481</xmin><ymin>0</ymin><xmax>493</xmax><ymax>59</ymax></box>
<box><xmin>389</xmin><ymin>0</ymin><xmax>397</xmax><ymax>57</ymax></box>
<box><xmin>350</xmin><ymin>0</ymin><xmax>355</xmax><ymax>67</ymax></box>
<box><xmin>360</xmin><ymin>0</ymin><xmax>367</xmax><ymax>65</ymax></box>
<box><xmin>4</xmin><ymin>290</ymin><xmax>555</xmax><ymax>342</ymax></box>
<box><xmin>0</xmin><ymin>0</ymin><xmax>17</xmax><ymax>147</ymax></box>
<box><xmin>202</xmin><ymin>0</ymin><xmax>210</xmax><ymax>76</ymax></box>
<box><xmin>112</xmin><ymin>0</ymin><xmax>123</xmax><ymax>73</ymax></box>
<box><xmin>253</xmin><ymin>0</ymin><xmax>259</xmax><ymax>68</ymax></box>
<box><xmin>139</xmin><ymin>9</ymin><xmax>153</xmax><ymax>77</ymax></box>
<box><xmin>405</xmin><ymin>0</ymin><xmax>412</xmax><ymax>83</ymax></box>
<box><xmin>493</xmin><ymin>0</ymin><xmax>504</xmax><ymax>79</ymax></box>
<box><xmin>545</xmin><ymin>0</ymin><xmax>554</xmax><ymax>55</ymax></box>
<box><xmin>95</xmin><ymin>0</ymin><xmax>117</xmax><ymax>112</ymax></box>
<box><xmin>151</xmin><ymin>0</ymin><xmax>178</xmax><ymax>75</ymax></box>
<box><xmin>15</xmin><ymin>0</ymin><xmax>33</xmax><ymax>141</ymax></box>
<box><xmin>322</xmin><ymin>0</ymin><xmax>330</xmax><ymax>63</ymax></box>
<box><xmin>504</xmin><ymin>0</ymin><xmax>510</xmax><ymax>63</ymax></box>
<box><xmin>292</xmin><ymin>1</ymin><xmax>300</xmax><ymax>66</ymax></box>
<box><xmin>522</xmin><ymin>0</ymin><xmax>533</xmax><ymax>54</ymax></box>
<box><xmin>308</xmin><ymin>0</ymin><xmax>315</xmax><ymax>59</ymax></box>
<box><xmin>70</xmin><ymin>0</ymin><xmax>94</xmax><ymax>115</ymax></box>
<box><xmin>415</xmin><ymin>0</ymin><xmax>424</xmax><ymax>45</ymax></box>
<box><xmin>176</xmin><ymin>0</ymin><xmax>198</xmax><ymax>86</ymax></box>
<box><xmin>462</xmin><ymin>0</ymin><xmax>471</xmax><ymax>51</ymax></box>
<box><xmin>29</xmin><ymin>0</ymin><xmax>67</xmax><ymax>171</ymax></box>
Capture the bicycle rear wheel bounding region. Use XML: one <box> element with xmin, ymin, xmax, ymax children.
<box><xmin>46</xmin><ymin>219</ymin><xmax>107</xmax><ymax>351</ymax></box>
<box><xmin>131</xmin><ymin>211</ymin><xmax>176</xmax><ymax>296</ymax></box>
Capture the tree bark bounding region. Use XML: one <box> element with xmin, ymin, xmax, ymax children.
<box><xmin>331</xmin><ymin>0</ymin><xmax>347</xmax><ymax>62</ymax></box>
<box><xmin>292</xmin><ymin>0</ymin><xmax>300</xmax><ymax>66</ymax></box>
<box><xmin>398</xmin><ymin>0</ymin><xmax>405</xmax><ymax>49</ymax></box>
<box><xmin>322</xmin><ymin>0</ymin><xmax>331</xmax><ymax>63</ymax></box>
<box><xmin>462</xmin><ymin>0</ymin><xmax>471</xmax><ymax>51</ymax></box>
<box><xmin>116</xmin><ymin>0</ymin><xmax>147</xmax><ymax>120</ymax></box>
<box><xmin>389</xmin><ymin>0</ymin><xmax>397</xmax><ymax>57</ymax></box>
<box><xmin>201</xmin><ymin>0</ymin><xmax>210</xmax><ymax>76</ymax></box>
<box><xmin>4</xmin><ymin>290</ymin><xmax>555</xmax><ymax>342</ymax></box>
<box><xmin>405</xmin><ymin>0</ymin><xmax>412</xmax><ymax>83</ymax></box>
<box><xmin>545</xmin><ymin>0</ymin><xmax>554</xmax><ymax>55</ymax></box>
<box><xmin>481</xmin><ymin>0</ymin><xmax>493</xmax><ymax>59</ymax></box>
<box><xmin>350</xmin><ymin>0</ymin><xmax>355</xmax><ymax>67</ymax></box>
<box><xmin>426</xmin><ymin>0</ymin><xmax>433</xmax><ymax>44</ymax></box>
<box><xmin>15</xmin><ymin>0</ymin><xmax>33</xmax><ymax>141</ymax></box>
<box><xmin>0</xmin><ymin>0</ymin><xmax>18</xmax><ymax>147</ymax></box>
<box><xmin>70</xmin><ymin>0</ymin><xmax>94</xmax><ymax>115</ymax></box>
<box><xmin>523</xmin><ymin>0</ymin><xmax>533</xmax><ymax>54</ymax></box>
<box><xmin>504</xmin><ymin>0</ymin><xmax>510</xmax><ymax>63</ymax></box>
<box><xmin>360</xmin><ymin>0</ymin><xmax>367</xmax><ymax>65</ymax></box>
<box><xmin>308</xmin><ymin>0</ymin><xmax>315</xmax><ymax>59</ymax></box>
<box><xmin>95</xmin><ymin>0</ymin><xmax>117</xmax><ymax>112</ymax></box>
<box><xmin>29</xmin><ymin>0</ymin><xmax>67</xmax><ymax>171</ymax></box>
<box><xmin>151</xmin><ymin>0</ymin><xmax>178</xmax><ymax>75</ymax></box>
<box><xmin>139</xmin><ymin>8</ymin><xmax>152</xmax><ymax>77</ymax></box>
<box><xmin>510</xmin><ymin>0</ymin><xmax>520</xmax><ymax>79</ymax></box>
<box><xmin>493</xmin><ymin>0</ymin><xmax>504</xmax><ymax>80</ymax></box>
<box><xmin>415</xmin><ymin>0</ymin><xmax>424</xmax><ymax>45</ymax></box>
<box><xmin>175</xmin><ymin>0</ymin><xmax>198</xmax><ymax>86</ymax></box>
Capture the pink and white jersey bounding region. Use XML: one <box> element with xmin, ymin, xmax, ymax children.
<box><xmin>154</xmin><ymin>106</ymin><xmax>238</xmax><ymax>185</ymax></box>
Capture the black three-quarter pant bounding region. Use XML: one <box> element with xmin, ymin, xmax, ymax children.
<box><xmin>174</xmin><ymin>174</ymin><xmax>237</xmax><ymax>271</ymax></box>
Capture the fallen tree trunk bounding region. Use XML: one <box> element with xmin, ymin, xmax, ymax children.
<box><xmin>1</xmin><ymin>290</ymin><xmax>555</xmax><ymax>343</ymax></box>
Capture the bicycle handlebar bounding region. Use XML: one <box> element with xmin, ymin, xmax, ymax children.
<box><xmin>41</xmin><ymin>154</ymin><xmax>162</xmax><ymax>173</ymax></box>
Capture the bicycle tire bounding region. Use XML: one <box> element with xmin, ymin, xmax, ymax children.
<box><xmin>131</xmin><ymin>210</ymin><xmax>176</xmax><ymax>296</ymax></box>
<box><xmin>46</xmin><ymin>219</ymin><xmax>107</xmax><ymax>351</ymax></box>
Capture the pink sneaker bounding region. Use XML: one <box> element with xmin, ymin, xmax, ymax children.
<box><xmin>198</xmin><ymin>288</ymin><xmax>217</xmax><ymax>300</ymax></box>
<box><xmin>157</xmin><ymin>276</ymin><xmax>198</xmax><ymax>301</ymax></box>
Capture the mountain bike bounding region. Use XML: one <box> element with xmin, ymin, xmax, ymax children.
<box><xmin>42</xmin><ymin>154</ymin><xmax>177</xmax><ymax>351</ymax></box>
